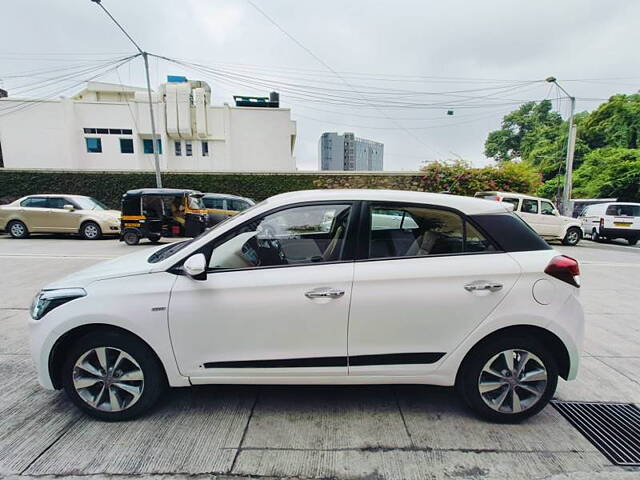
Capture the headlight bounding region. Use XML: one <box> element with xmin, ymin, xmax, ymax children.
<box><xmin>30</xmin><ymin>288</ymin><xmax>86</xmax><ymax>320</ymax></box>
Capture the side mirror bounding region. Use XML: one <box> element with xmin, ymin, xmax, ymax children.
<box><xmin>183</xmin><ymin>253</ymin><xmax>207</xmax><ymax>280</ymax></box>
<box><xmin>63</xmin><ymin>204</ymin><xmax>75</xmax><ymax>211</ymax></box>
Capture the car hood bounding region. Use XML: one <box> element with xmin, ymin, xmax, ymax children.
<box><xmin>559</xmin><ymin>215</ymin><xmax>580</xmax><ymax>224</ymax></box>
<box><xmin>43</xmin><ymin>244</ymin><xmax>168</xmax><ymax>289</ymax></box>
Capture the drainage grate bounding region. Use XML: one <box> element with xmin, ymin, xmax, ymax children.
<box><xmin>552</xmin><ymin>400</ymin><xmax>640</xmax><ymax>467</ymax></box>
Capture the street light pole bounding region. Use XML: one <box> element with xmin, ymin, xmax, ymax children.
<box><xmin>90</xmin><ymin>0</ymin><xmax>162</xmax><ymax>188</ymax></box>
<box><xmin>546</xmin><ymin>76</ymin><xmax>575</xmax><ymax>216</ymax></box>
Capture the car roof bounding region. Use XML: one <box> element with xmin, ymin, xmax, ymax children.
<box><xmin>124</xmin><ymin>188</ymin><xmax>201</xmax><ymax>196</ymax></box>
<box><xmin>265</xmin><ymin>189</ymin><xmax>511</xmax><ymax>215</ymax></box>
<box><xmin>24</xmin><ymin>194</ymin><xmax>90</xmax><ymax>199</ymax></box>
<box><xmin>476</xmin><ymin>191</ymin><xmax>550</xmax><ymax>202</ymax></box>
<box><xmin>591</xmin><ymin>202</ymin><xmax>640</xmax><ymax>208</ymax></box>
<box><xmin>203</xmin><ymin>193</ymin><xmax>253</xmax><ymax>202</ymax></box>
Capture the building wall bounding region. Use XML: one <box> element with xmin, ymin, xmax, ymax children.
<box><xmin>0</xmin><ymin>83</ymin><xmax>296</xmax><ymax>172</ymax></box>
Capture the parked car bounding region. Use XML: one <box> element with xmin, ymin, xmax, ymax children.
<box><xmin>202</xmin><ymin>193</ymin><xmax>255</xmax><ymax>226</ymax></box>
<box><xmin>0</xmin><ymin>194</ymin><xmax>120</xmax><ymax>239</ymax></box>
<box><xmin>474</xmin><ymin>191</ymin><xmax>583</xmax><ymax>246</ymax></box>
<box><xmin>579</xmin><ymin>202</ymin><xmax>640</xmax><ymax>245</ymax></box>
<box><xmin>29</xmin><ymin>189</ymin><xmax>583</xmax><ymax>422</ymax></box>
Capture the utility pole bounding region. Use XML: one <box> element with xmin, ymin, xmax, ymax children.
<box><xmin>90</xmin><ymin>0</ymin><xmax>162</xmax><ymax>188</ymax></box>
<box><xmin>546</xmin><ymin>76</ymin><xmax>575</xmax><ymax>216</ymax></box>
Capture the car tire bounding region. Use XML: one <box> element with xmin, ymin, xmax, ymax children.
<box><xmin>592</xmin><ymin>228</ymin><xmax>604</xmax><ymax>243</ymax></box>
<box><xmin>562</xmin><ymin>227</ymin><xmax>581</xmax><ymax>246</ymax></box>
<box><xmin>628</xmin><ymin>237</ymin><xmax>639</xmax><ymax>246</ymax></box>
<box><xmin>81</xmin><ymin>221</ymin><xmax>102</xmax><ymax>240</ymax></box>
<box><xmin>7</xmin><ymin>220</ymin><xmax>29</xmax><ymax>239</ymax></box>
<box><xmin>458</xmin><ymin>336</ymin><xmax>558</xmax><ymax>423</ymax></box>
<box><xmin>123</xmin><ymin>231</ymin><xmax>140</xmax><ymax>246</ymax></box>
<box><xmin>62</xmin><ymin>331</ymin><xmax>167</xmax><ymax>421</ymax></box>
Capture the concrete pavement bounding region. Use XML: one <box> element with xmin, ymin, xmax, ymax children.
<box><xmin>1</xmin><ymin>234</ymin><xmax>638</xmax><ymax>480</ymax></box>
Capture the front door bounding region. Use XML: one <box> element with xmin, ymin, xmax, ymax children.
<box><xmin>537</xmin><ymin>200</ymin><xmax>562</xmax><ymax>237</ymax></box>
<box><xmin>46</xmin><ymin>197</ymin><xmax>82</xmax><ymax>232</ymax></box>
<box><xmin>348</xmin><ymin>203</ymin><xmax>521</xmax><ymax>376</ymax></box>
<box><xmin>168</xmin><ymin>202</ymin><xmax>356</xmax><ymax>380</ymax></box>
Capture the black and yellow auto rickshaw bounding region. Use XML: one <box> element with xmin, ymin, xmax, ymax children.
<box><xmin>120</xmin><ymin>188</ymin><xmax>208</xmax><ymax>245</ymax></box>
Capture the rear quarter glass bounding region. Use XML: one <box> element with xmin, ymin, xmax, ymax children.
<box><xmin>470</xmin><ymin>212</ymin><xmax>551</xmax><ymax>252</ymax></box>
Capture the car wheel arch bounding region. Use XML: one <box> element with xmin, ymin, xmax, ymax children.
<box><xmin>455</xmin><ymin>324</ymin><xmax>571</xmax><ymax>385</ymax></box>
<box><xmin>48</xmin><ymin>323</ymin><xmax>168</xmax><ymax>390</ymax></box>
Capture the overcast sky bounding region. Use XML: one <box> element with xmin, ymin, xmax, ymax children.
<box><xmin>2</xmin><ymin>0</ymin><xmax>640</xmax><ymax>170</ymax></box>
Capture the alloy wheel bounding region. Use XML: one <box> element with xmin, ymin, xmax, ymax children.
<box><xmin>478</xmin><ymin>349</ymin><xmax>547</xmax><ymax>414</ymax></box>
<box><xmin>84</xmin><ymin>223</ymin><xmax>99</xmax><ymax>239</ymax></box>
<box><xmin>566</xmin><ymin>230</ymin><xmax>579</xmax><ymax>244</ymax></box>
<box><xmin>10</xmin><ymin>223</ymin><xmax>25</xmax><ymax>237</ymax></box>
<box><xmin>72</xmin><ymin>347</ymin><xmax>144</xmax><ymax>412</ymax></box>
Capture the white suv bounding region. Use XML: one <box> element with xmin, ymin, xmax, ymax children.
<box><xmin>475</xmin><ymin>192</ymin><xmax>583</xmax><ymax>246</ymax></box>
<box><xmin>579</xmin><ymin>202</ymin><xmax>640</xmax><ymax>245</ymax></box>
<box><xmin>29</xmin><ymin>190</ymin><xmax>584</xmax><ymax>422</ymax></box>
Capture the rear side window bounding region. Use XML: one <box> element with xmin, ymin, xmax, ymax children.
<box><xmin>502</xmin><ymin>197</ymin><xmax>520</xmax><ymax>209</ymax></box>
<box><xmin>20</xmin><ymin>197</ymin><xmax>48</xmax><ymax>208</ymax></box>
<box><xmin>606</xmin><ymin>204</ymin><xmax>640</xmax><ymax>216</ymax></box>
<box><xmin>521</xmin><ymin>199</ymin><xmax>539</xmax><ymax>214</ymax></box>
<box><xmin>368</xmin><ymin>205</ymin><xmax>495</xmax><ymax>259</ymax></box>
<box><xmin>204</xmin><ymin>198</ymin><xmax>225</xmax><ymax>209</ymax></box>
<box><xmin>470</xmin><ymin>213</ymin><xmax>551</xmax><ymax>252</ymax></box>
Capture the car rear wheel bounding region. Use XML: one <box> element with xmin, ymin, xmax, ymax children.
<box><xmin>562</xmin><ymin>227</ymin><xmax>581</xmax><ymax>246</ymax></box>
<box><xmin>458</xmin><ymin>336</ymin><xmax>558</xmax><ymax>423</ymax></box>
<box><xmin>592</xmin><ymin>228</ymin><xmax>604</xmax><ymax>243</ymax></box>
<box><xmin>62</xmin><ymin>331</ymin><xmax>167</xmax><ymax>421</ymax></box>
<box><xmin>7</xmin><ymin>220</ymin><xmax>29</xmax><ymax>239</ymax></box>
<box><xmin>123</xmin><ymin>231</ymin><xmax>140</xmax><ymax>245</ymax></box>
<box><xmin>81</xmin><ymin>221</ymin><xmax>102</xmax><ymax>240</ymax></box>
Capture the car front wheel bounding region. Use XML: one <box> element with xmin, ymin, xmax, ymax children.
<box><xmin>62</xmin><ymin>331</ymin><xmax>167</xmax><ymax>421</ymax></box>
<box><xmin>81</xmin><ymin>221</ymin><xmax>102</xmax><ymax>240</ymax></box>
<box><xmin>458</xmin><ymin>337</ymin><xmax>558</xmax><ymax>423</ymax></box>
<box><xmin>562</xmin><ymin>227</ymin><xmax>581</xmax><ymax>246</ymax></box>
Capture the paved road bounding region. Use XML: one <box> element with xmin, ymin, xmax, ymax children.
<box><xmin>1</xmin><ymin>234</ymin><xmax>639</xmax><ymax>480</ymax></box>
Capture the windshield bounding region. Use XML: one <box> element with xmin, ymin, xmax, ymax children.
<box><xmin>147</xmin><ymin>200</ymin><xmax>267</xmax><ymax>263</ymax></box>
<box><xmin>188</xmin><ymin>195</ymin><xmax>205</xmax><ymax>210</ymax></box>
<box><xmin>73</xmin><ymin>197</ymin><xmax>108</xmax><ymax>211</ymax></box>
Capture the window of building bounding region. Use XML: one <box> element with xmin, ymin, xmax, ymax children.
<box><xmin>202</xmin><ymin>141</ymin><xmax>209</xmax><ymax>156</ymax></box>
<box><xmin>185</xmin><ymin>141</ymin><xmax>192</xmax><ymax>156</ymax></box>
<box><xmin>368</xmin><ymin>205</ymin><xmax>494</xmax><ymax>259</ymax></box>
<box><xmin>122</xmin><ymin>129</ymin><xmax>133</xmax><ymax>135</ymax></box>
<box><xmin>208</xmin><ymin>203</ymin><xmax>352</xmax><ymax>270</ymax></box>
<box><xmin>83</xmin><ymin>128</ymin><xmax>96</xmax><ymax>134</ymax></box>
<box><xmin>521</xmin><ymin>199</ymin><xmax>539</xmax><ymax>214</ymax></box>
<box><xmin>96</xmin><ymin>128</ymin><xmax>108</xmax><ymax>134</ymax></box>
<box><xmin>120</xmin><ymin>138</ymin><xmax>134</xmax><ymax>154</ymax></box>
<box><xmin>85</xmin><ymin>138</ymin><xmax>102</xmax><ymax>153</ymax></box>
<box><xmin>143</xmin><ymin>139</ymin><xmax>162</xmax><ymax>154</ymax></box>
<box><xmin>175</xmin><ymin>141</ymin><xmax>182</xmax><ymax>156</ymax></box>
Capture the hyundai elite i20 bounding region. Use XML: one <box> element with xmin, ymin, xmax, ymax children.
<box><xmin>29</xmin><ymin>190</ymin><xmax>584</xmax><ymax>422</ymax></box>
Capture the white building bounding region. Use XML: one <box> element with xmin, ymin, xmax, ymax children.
<box><xmin>0</xmin><ymin>77</ymin><xmax>297</xmax><ymax>171</ymax></box>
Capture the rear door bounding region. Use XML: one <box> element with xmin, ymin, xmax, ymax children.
<box><xmin>19</xmin><ymin>197</ymin><xmax>51</xmax><ymax>232</ymax></box>
<box><xmin>347</xmin><ymin>203</ymin><xmax>521</xmax><ymax>377</ymax></box>
<box><xmin>604</xmin><ymin>204</ymin><xmax>640</xmax><ymax>232</ymax></box>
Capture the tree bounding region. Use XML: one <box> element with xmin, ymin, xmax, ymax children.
<box><xmin>484</xmin><ymin>100</ymin><xmax>563</xmax><ymax>162</ymax></box>
<box><xmin>581</xmin><ymin>94</ymin><xmax>640</xmax><ymax>150</ymax></box>
<box><xmin>573</xmin><ymin>148</ymin><xmax>640</xmax><ymax>202</ymax></box>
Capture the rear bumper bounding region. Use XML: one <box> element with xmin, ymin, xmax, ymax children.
<box><xmin>601</xmin><ymin>227</ymin><xmax>639</xmax><ymax>239</ymax></box>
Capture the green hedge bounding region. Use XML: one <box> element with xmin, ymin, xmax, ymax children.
<box><xmin>0</xmin><ymin>165</ymin><xmax>541</xmax><ymax>209</ymax></box>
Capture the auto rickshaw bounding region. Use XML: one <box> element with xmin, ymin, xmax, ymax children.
<box><xmin>120</xmin><ymin>188</ymin><xmax>208</xmax><ymax>245</ymax></box>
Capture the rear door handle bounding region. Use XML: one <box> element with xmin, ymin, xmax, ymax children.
<box><xmin>464</xmin><ymin>281</ymin><xmax>503</xmax><ymax>293</ymax></box>
<box><xmin>305</xmin><ymin>287</ymin><xmax>345</xmax><ymax>299</ymax></box>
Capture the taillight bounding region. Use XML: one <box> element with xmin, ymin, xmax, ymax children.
<box><xmin>545</xmin><ymin>255</ymin><xmax>580</xmax><ymax>288</ymax></box>
<box><xmin>599</xmin><ymin>218</ymin><xmax>604</xmax><ymax>229</ymax></box>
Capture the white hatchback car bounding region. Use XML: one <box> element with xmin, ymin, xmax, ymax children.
<box><xmin>474</xmin><ymin>192</ymin><xmax>583</xmax><ymax>246</ymax></box>
<box><xmin>29</xmin><ymin>190</ymin><xmax>584</xmax><ymax>422</ymax></box>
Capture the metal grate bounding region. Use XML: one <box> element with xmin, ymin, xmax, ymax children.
<box><xmin>552</xmin><ymin>400</ymin><xmax>640</xmax><ymax>466</ymax></box>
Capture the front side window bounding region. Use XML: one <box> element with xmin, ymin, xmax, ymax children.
<box><xmin>120</xmin><ymin>138</ymin><xmax>134</xmax><ymax>154</ymax></box>
<box><xmin>47</xmin><ymin>197</ymin><xmax>69</xmax><ymax>209</ymax></box>
<box><xmin>229</xmin><ymin>199</ymin><xmax>250</xmax><ymax>211</ymax></box>
<box><xmin>541</xmin><ymin>201</ymin><xmax>556</xmax><ymax>215</ymax></box>
<box><xmin>521</xmin><ymin>199</ymin><xmax>539</xmax><ymax>214</ymax></box>
<box><xmin>85</xmin><ymin>138</ymin><xmax>102</xmax><ymax>153</ymax></box>
<box><xmin>73</xmin><ymin>197</ymin><xmax>108</xmax><ymax>211</ymax></box>
<box><xmin>204</xmin><ymin>198</ymin><xmax>225</xmax><ymax>209</ymax></box>
<box><xmin>21</xmin><ymin>197</ymin><xmax>48</xmax><ymax>208</ymax></box>
<box><xmin>209</xmin><ymin>204</ymin><xmax>351</xmax><ymax>270</ymax></box>
<box><xmin>368</xmin><ymin>205</ymin><xmax>494</xmax><ymax>259</ymax></box>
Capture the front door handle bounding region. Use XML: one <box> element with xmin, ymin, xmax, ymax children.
<box><xmin>464</xmin><ymin>281</ymin><xmax>503</xmax><ymax>293</ymax></box>
<box><xmin>305</xmin><ymin>287</ymin><xmax>345</xmax><ymax>299</ymax></box>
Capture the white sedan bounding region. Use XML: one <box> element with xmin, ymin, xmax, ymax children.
<box><xmin>29</xmin><ymin>189</ymin><xmax>584</xmax><ymax>422</ymax></box>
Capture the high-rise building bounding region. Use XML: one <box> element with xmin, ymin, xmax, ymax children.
<box><xmin>319</xmin><ymin>132</ymin><xmax>383</xmax><ymax>171</ymax></box>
